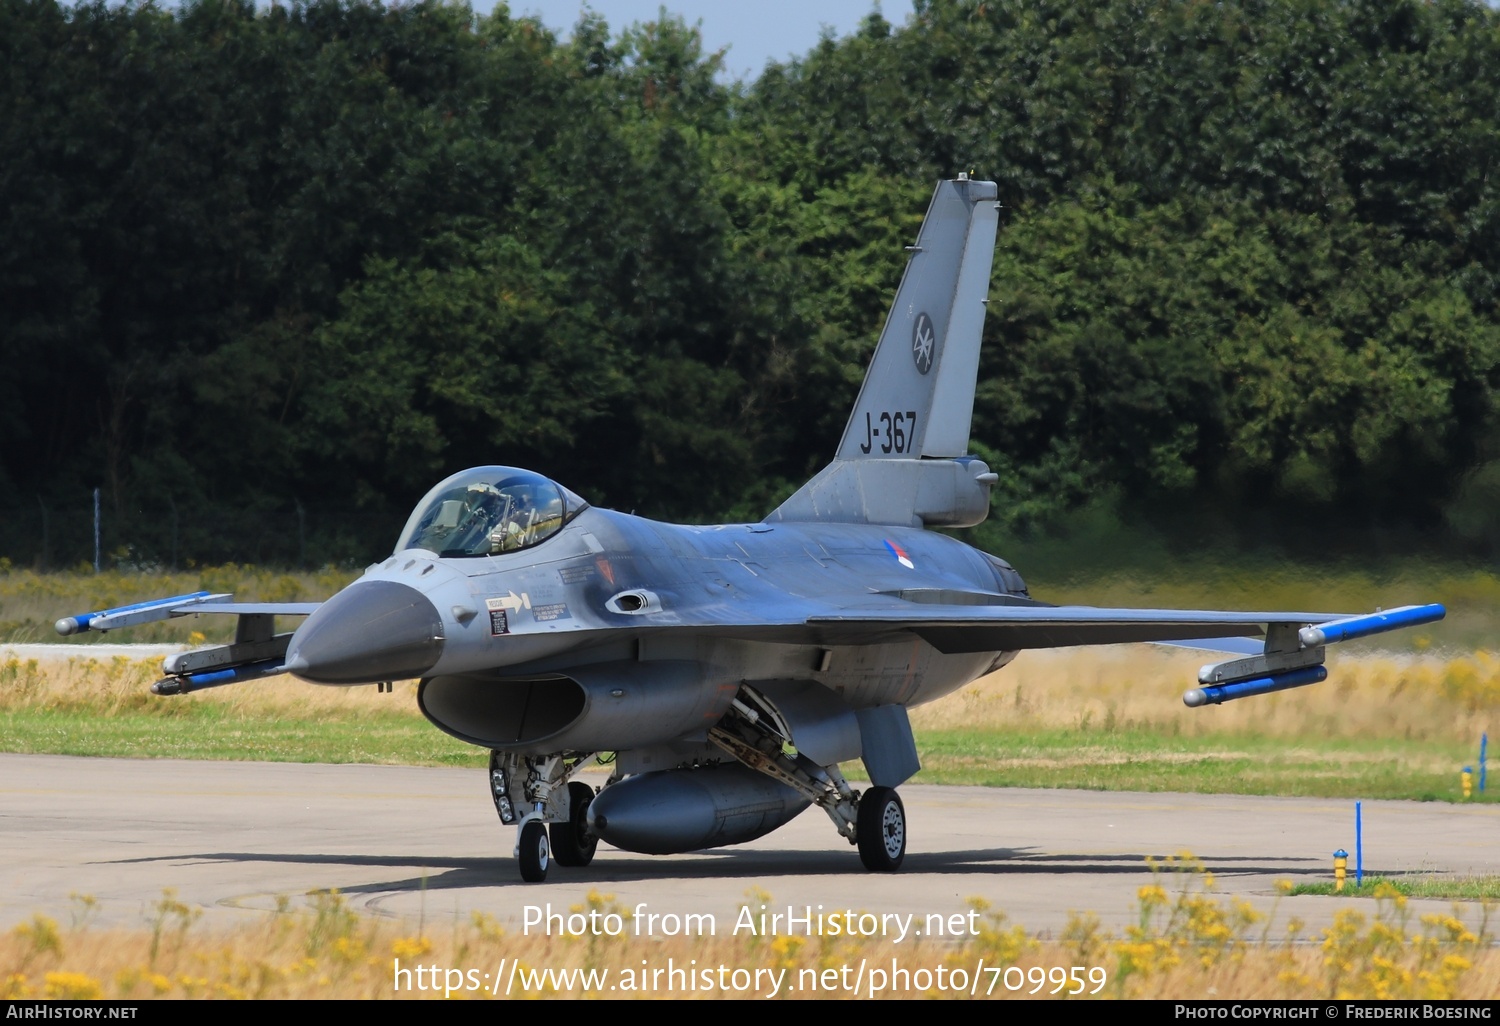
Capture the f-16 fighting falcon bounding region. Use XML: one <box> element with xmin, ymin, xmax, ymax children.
<box><xmin>57</xmin><ymin>176</ymin><xmax>1444</xmax><ymax>881</ymax></box>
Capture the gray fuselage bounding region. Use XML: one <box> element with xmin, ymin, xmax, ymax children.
<box><xmin>291</xmin><ymin>505</ymin><xmax>1022</xmax><ymax>756</ymax></box>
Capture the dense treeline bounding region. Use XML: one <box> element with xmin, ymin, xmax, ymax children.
<box><xmin>2</xmin><ymin>0</ymin><xmax>1498</xmax><ymax>568</ymax></box>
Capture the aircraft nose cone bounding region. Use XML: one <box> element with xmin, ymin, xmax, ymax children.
<box><xmin>286</xmin><ymin>581</ymin><xmax>444</xmax><ymax>684</ymax></box>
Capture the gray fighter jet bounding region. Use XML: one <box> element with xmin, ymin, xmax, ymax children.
<box><xmin>57</xmin><ymin>176</ymin><xmax>1443</xmax><ymax>881</ymax></box>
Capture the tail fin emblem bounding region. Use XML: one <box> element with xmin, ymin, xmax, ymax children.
<box><xmin>912</xmin><ymin>312</ymin><xmax>935</xmax><ymax>375</ymax></box>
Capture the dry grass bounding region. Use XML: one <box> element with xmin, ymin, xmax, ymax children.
<box><xmin>7</xmin><ymin>645</ymin><xmax>1497</xmax><ymax>743</ymax></box>
<box><xmin>0</xmin><ymin>651</ymin><xmax>414</xmax><ymax>720</ymax></box>
<box><xmin>910</xmin><ymin>646</ymin><xmax>1498</xmax><ymax>742</ymax></box>
<box><xmin>4</xmin><ymin>861</ymin><xmax>1496</xmax><ymax>999</ymax></box>
<box><xmin>1028</xmin><ymin>562</ymin><xmax>1499</xmax><ymax>651</ymax></box>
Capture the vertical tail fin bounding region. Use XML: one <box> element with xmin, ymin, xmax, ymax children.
<box><xmin>837</xmin><ymin>176</ymin><xmax>999</xmax><ymax>461</ymax></box>
<box><xmin>769</xmin><ymin>177</ymin><xmax>1001</xmax><ymax>528</ymax></box>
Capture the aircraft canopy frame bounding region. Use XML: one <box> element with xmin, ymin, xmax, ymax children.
<box><xmin>395</xmin><ymin>467</ymin><xmax>587</xmax><ymax>558</ymax></box>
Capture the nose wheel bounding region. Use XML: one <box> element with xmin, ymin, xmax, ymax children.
<box><xmin>856</xmin><ymin>786</ymin><xmax>906</xmax><ymax>871</ymax></box>
<box><xmin>518</xmin><ymin>819</ymin><xmax>550</xmax><ymax>882</ymax></box>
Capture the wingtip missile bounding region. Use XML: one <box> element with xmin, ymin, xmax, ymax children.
<box><xmin>54</xmin><ymin>591</ymin><xmax>229</xmax><ymax>635</ymax></box>
<box><xmin>1299</xmin><ymin>604</ymin><xmax>1445</xmax><ymax>648</ymax></box>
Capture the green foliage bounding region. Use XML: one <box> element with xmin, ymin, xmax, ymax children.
<box><xmin>306</xmin><ymin>234</ymin><xmax>617</xmax><ymax>498</ymax></box>
<box><xmin>1290</xmin><ymin>877</ymin><xmax>1500</xmax><ymax>900</ymax></box>
<box><xmin>978</xmin><ymin>185</ymin><xmax>1500</xmax><ymax>531</ymax></box>
<box><xmin>2</xmin><ymin>0</ymin><xmax>1499</xmax><ymax>563</ymax></box>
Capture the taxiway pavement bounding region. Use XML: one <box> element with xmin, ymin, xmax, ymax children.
<box><xmin>4</xmin><ymin>753</ymin><xmax>1496</xmax><ymax>939</ymax></box>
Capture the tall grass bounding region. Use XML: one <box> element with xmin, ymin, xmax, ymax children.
<box><xmin>0</xmin><ymin>653</ymin><xmax>477</xmax><ymax>764</ymax></box>
<box><xmin>5</xmin><ymin>645</ymin><xmax>1494</xmax><ymax>743</ymax></box>
<box><xmin>0</xmin><ymin>566</ymin><xmax>356</xmax><ymax>644</ymax></box>
<box><xmin>909</xmin><ymin>646</ymin><xmax>1497</xmax><ymax>742</ymax></box>
<box><xmin>2</xmin><ymin>647</ymin><xmax>1493</xmax><ymax>796</ymax></box>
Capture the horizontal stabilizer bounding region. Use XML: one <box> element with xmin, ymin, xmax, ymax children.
<box><xmin>1153</xmin><ymin>636</ymin><xmax>1266</xmax><ymax>656</ymax></box>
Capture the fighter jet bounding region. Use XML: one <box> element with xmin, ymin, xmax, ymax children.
<box><xmin>56</xmin><ymin>176</ymin><xmax>1443</xmax><ymax>882</ymax></box>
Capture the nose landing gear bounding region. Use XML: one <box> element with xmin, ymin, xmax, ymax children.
<box><xmin>490</xmin><ymin>751</ymin><xmax>599</xmax><ymax>882</ymax></box>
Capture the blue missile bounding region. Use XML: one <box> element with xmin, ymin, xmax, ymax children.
<box><xmin>1183</xmin><ymin>665</ymin><xmax>1328</xmax><ymax>708</ymax></box>
<box><xmin>151</xmin><ymin>658</ymin><xmax>287</xmax><ymax>696</ymax></box>
<box><xmin>1298</xmin><ymin>604</ymin><xmax>1446</xmax><ymax>648</ymax></box>
<box><xmin>55</xmin><ymin>591</ymin><xmax>226</xmax><ymax>635</ymax></box>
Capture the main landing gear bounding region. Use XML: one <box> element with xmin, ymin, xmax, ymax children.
<box><xmin>856</xmin><ymin>786</ymin><xmax>906</xmax><ymax>872</ymax></box>
<box><xmin>488</xmin><ymin>739</ymin><xmax>908</xmax><ymax>879</ymax></box>
<box><xmin>550</xmin><ymin>781</ymin><xmax>598</xmax><ymax>867</ymax></box>
<box><xmin>489</xmin><ymin>751</ymin><xmax>600</xmax><ymax>882</ymax></box>
<box><xmin>708</xmin><ymin>688</ymin><xmax>911</xmax><ymax>874</ymax></box>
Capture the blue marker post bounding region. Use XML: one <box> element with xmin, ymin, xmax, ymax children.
<box><xmin>1481</xmin><ymin>733</ymin><xmax>1488</xmax><ymax>793</ymax></box>
<box><xmin>1355</xmin><ymin>801</ymin><xmax>1363</xmax><ymax>887</ymax></box>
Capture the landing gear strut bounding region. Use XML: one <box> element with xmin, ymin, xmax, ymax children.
<box><xmin>707</xmin><ymin>686</ymin><xmax>912</xmax><ymax>873</ymax></box>
<box><xmin>489</xmin><ymin>751</ymin><xmax>598</xmax><ymax>882</ymax></box>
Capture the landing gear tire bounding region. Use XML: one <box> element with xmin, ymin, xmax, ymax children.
<box><xmin>550</xmin><ymin>781</ymin><xmax>598</xmax><ymax>868</ymax></box>
<box><xmin>518</xmin><ymin>819</ymin><xmax>550</xmax><ymax>882</ymax></box>
<box><xmin>857</xmin><ymin>786</ymin><xmax>906</xmax><ymax>872</ymax></box>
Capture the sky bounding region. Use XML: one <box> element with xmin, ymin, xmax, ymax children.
<box><xmin>484</xmin><ymin>1</ymin><xmax>917</xmax><ymax>82</ymax></box>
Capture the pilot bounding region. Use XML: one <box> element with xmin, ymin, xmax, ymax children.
<box><xmin>489</xmin><ymin>488</ymin><xmax>534</xmax><ymax>553</ymax></box>
<box><xmin>452</xmin><ymin>482</ymin><xmax>501</xmax><ymax>553</ymax></box>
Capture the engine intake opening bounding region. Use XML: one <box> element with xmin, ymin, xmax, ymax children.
<box><xmin>419</xmin><ymin>675</ymin><xmax>584</xmax><ymax>749</ymax></box>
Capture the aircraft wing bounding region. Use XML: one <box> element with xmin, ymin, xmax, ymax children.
<box><xmin>53</xmin><ymin>591</ymin><xmax>323</xmax><ymax>696</ymax></box>
<box><xmin>806</xmin><ymin>604</ymin><xmax>1349</xmax><ymax>653</ymax></box>
<box><xmin>54</xmin><ymin>592</ymin><xmax>321</xmax><ymax>635</ymax></box>
<box><xmin>178</xmin><ymin>602</ymin><xmax>323</xmax><ymax>616</ymax></box>
<box><xmin>808</xmin><ymin>602</ymin><xmax>1444</xmax><ymax>706</ymax></box>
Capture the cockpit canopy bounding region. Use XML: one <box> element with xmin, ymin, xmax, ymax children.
<box><xmin>396</xmin><ymin>467</ymin><xmax>586</xmax><ymax>557</ymax></box>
